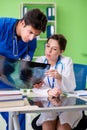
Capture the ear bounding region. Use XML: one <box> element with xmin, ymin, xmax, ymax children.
<box><xmin>20</xmin><ymin>20</ymin><xmax>25</xmax><ymax>27</ymax></box>
<box><xmin>60</xmin><ymin>50</ymin><xmax>64</xmax><ymax>54</ymax></box>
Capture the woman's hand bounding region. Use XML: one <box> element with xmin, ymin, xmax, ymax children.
<box><xmin>48</xmin><ymin>97</ymin><xmax>62</xmax><ymax>106</ymax></box>
<box><xmin>45</xmin><ymin>69</ymin><xmax>62</xmax><ymax>84</ymax></box>
<box><xmin>48</xmin><ymin>87</ymin><xmax>61</xmax><ymax>97</ymax></box>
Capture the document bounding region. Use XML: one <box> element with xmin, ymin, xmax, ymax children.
<box><xmin>75</xmin><ymin>90</ymin><xmax>87</xmax><ymax>101</ymax></box>
<box><xmin>75</xmin><ymin>90</ymin><xmax>87</xmax><ymax>96</ymax></box>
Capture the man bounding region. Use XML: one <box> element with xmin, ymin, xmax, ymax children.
<box><xmin>0</xmin><ymin>8</ymin><xmax>47</xmax><ymax>130</ymax></box>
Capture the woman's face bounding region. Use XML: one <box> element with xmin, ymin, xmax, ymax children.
<box><xmin>45</xmin><ymin>39</ymin><xmax>63</xmax><ymax>63</ymax></box>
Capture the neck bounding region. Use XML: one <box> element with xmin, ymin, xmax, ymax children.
<box><xmin>46</xmin><ymin>56</ymin><xmax>60</xmax><ymax>67</ymax></box>
<box><xmin>47</xmin><ymin>59</ymin><xmax>57</xmax><ymax>67</ymax></box>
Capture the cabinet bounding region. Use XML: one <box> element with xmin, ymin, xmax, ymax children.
<box><xmin>20</xmin><ymin>2</ymin><xmax>56</xmax><ymax>58</ymax></box>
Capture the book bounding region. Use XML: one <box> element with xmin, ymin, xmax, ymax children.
<box><xmin>0</xmin><ymin>90</ymin><xmax>22</xmax><ymax>95</ymax></box>
<box><xmin>51</xmin><ymin>7</ymin><xmax>55</xmax><ymax>20</ymax></box>
<box><xmin>0</xmin><ymin>97</ymin><xmax>29</xmax><ymax>108</ymax></box>
<box><xmin>47</xmin><ymin>7</ymin><xmax>52</xmax><ymax>20</ymax></box>
<box><xmin>0</xmin><ymin>90</ymin><xmax>23</xmax><ymax>101</ymax></box>
<box><xmin>23</xmin><ymin>6</ymin><xmax>28</xmax><ymax>15</ymax></box>
<box><xmin>0</xmin><ymin>99</ymin><xmax>25</xmax><ymax>108</ymax></box>
<box><xmin>46</xmin><ymin>7</ymin><xmax>55</xmax><ymax>20</ymax></box>
<box><xmin>0</xmin><ymin>94</ymin><xmax>22</xmax><ymax>101</ymax></box>
<box><xmin>47</xmin><ymin>25</ymin><xmax>55</xmax><ymax>38</ymax></box>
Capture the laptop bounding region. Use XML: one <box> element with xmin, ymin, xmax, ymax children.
<box><xmin>0</xmin><ymin>55</ymin><xmax>50</xmax><ymax>90</ymax></box>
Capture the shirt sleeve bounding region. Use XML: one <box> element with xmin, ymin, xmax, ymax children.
<box><xmin>59</xmin><ymin>57</ymin><xmax>76</xmax><ymax>92</ymax></box>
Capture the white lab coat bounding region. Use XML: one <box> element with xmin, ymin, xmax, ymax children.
<box><xmin>33</xmin><ymin>55</ymin><xmax>76</xmax><ymax>95</ymax></box>
<box><xmin>32</xmin><ymin>55</ymin><xmax>82</xmax><ymax>129</ymax></box>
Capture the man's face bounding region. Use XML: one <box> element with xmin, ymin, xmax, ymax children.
<box><xmin>19</xmin><ymin>20</ymin><xmax>41</xmax><ymax>42</ymax></box>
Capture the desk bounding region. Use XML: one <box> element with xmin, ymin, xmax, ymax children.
<box><xmin>0</xmin><ymin>91</ymin><xmax>87</xmax><ymax>130</ymax></box>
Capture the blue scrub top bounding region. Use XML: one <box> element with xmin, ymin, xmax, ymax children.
<box><xmin>0</xmin><ymin>18</ymin><xmax>36</xmax><ymax>130</ymax></box>
<box><xmin>0</xmin><ymin>17</ymin><xmax>37</xmax><ymax>60</ymax></box>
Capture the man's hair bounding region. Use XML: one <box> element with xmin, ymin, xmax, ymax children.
<box><xmin>47</xmin><ymin>34</ymin><xmax>67</xmax><ymax>51</ymax></box>
<box><xmin>22</xmin><ymin>8</ymin><xmax>47</xmax><ymax>32</ymax></box>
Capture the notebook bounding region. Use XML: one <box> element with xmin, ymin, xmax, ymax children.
<box><xmin>0</xmin><ymin>55</ymin><xmax>50</xmax><ymax>89</ymax></box>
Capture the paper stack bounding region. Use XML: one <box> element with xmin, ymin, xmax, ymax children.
<box><xmin>75</xmin><ymin>90</ymin><xmax>87</xmax><ymax>101</ymax></box>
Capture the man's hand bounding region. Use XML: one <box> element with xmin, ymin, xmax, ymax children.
<box><xmin>33</xmin><ymin>81</ymin><xmax>44</xmax><ymax>88</ymax></box>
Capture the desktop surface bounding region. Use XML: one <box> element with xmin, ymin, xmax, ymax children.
<box><xmin>0</xmin><ymin>91</ymin><xmax>87</xmax><ymax>113</ymax></box>
<box><xmin>28</xmin><ymin>95</ymin><xmax>87</xmax><ymax>108</ymax></box>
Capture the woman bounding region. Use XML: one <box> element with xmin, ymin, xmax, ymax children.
<box><xmin>32</xmin><ymin>34</ymin><xmax>82</xmax><ymax>130</ymax></box>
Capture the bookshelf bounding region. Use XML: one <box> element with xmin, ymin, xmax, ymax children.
<box><xmin>20</xmin><ymin>2</ymin><xmax>56</xmax><ymax>58</ymax></box>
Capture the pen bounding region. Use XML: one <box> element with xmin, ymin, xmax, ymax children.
<box><xmin>62</xmin><ymin>91</ymin><xmax>76</xmax><ymax>97</ymax></box>
<box><xmin>61</xmin><ymin>92</ymin><xmax>68</xmax><ymax>97</ymax></box>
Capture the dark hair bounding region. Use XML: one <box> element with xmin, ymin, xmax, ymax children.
<box><xmin>22</xmin><ymin>8</ymin><xmax>47</xmax><ymax>32</ymax></box>
<box><xmin>47</xmin><ymin>34</ymin><xmax>67</xmax><ymax>51</ymax></box>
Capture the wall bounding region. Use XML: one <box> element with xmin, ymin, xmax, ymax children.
<box><xmin>0</xmin><ymin>0</ymin><xmax>87</xmax><ymax>64</ymax></box>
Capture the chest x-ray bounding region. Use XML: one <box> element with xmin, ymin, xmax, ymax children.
<box><xmin>0</xmin><ymin>55</ymin><xmax>50</xmax><ymax>90</ymax></box>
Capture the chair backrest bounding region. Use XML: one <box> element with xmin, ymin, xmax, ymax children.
<box><xmin>73</xmin><ymin>63</ymin><xmax>87</xmax><ymax>90</ymax></box>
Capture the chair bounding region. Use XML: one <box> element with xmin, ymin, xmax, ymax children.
<box><xmin>73</xmin><ymin>63</ymin><xmax>87</xmax><ymax>90</ymax></box>
<box><xmin>31</xmin><ymin>63</ymin><xmax>87</xmax><ymax>130</ymax></box>
<box><xmin>72</xmin><ymin>63</ymin><xmax>87</xmax><ymax>130</ymax></box>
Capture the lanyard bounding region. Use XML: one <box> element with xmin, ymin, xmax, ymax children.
<box><xmin>47</xmin><ymin>66</ymin><xmax>56</xmax><ymax>88</ymax></box>
<box><xmin>44</xmin><ymin>56</ymin><xmax>63</xmax><ymax>89</ymax></box>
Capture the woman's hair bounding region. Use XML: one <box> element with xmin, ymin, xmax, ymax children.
<box><xmin>47</xmin><ymin>34</ymin><xmax>67</xmax><ymax>51</ymax></box>
<box><xmin>22</xmin><ymin>8</ymin><xmax>47</xmax><ymax>32</ymax></box>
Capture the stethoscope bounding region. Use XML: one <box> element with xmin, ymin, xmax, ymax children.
<box><xmin>13</xmin><ymin>35</ymin><xmax>18</xmax><ymax>56</ymax></box>
<box><xmin>12</xmin><ymin>20</ymin><xmax>19</xmax><ymax>57</ymax></box>
<box><xmin>44</xmin><ymin>56</ymin><xmax>64</xmax><ymax>89</ymax></box>
<box><xmin>44</xmin><ymin>56</ymin><xmax>63</xmax><ymax>107</ymax></box>
<box><xmin>12</xmin><ymin>21</ymin><xmax>30</xmax><ymax>61</ymax></box>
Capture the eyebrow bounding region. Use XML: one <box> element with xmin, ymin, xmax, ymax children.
<box><xmin>29</xmin><ymin>30</ymin><xmax>40</xmax><ymax>36</ymax></box>
<box><xmin>47</xmin><ymin>44</ymin><xmax>58</xmax><ymax>48</ymax></box>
